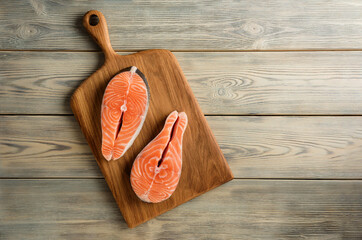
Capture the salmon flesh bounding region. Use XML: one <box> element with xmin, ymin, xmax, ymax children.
<box><xmin>101</xmin><ymin>66</ymin><xmax>149</xmax><ymax>161</ymax></box>
<box><xmin>131</xmin><ymin>111</ymin><xmax>188</xmax><ymax>203</ymax></box>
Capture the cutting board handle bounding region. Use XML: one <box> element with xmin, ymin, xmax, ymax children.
<box><xmin>83</xmin><ymin>10</ymin><xmax>116</xmax><ymax>59</ymax></box>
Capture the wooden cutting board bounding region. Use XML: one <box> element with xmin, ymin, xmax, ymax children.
<box><xmin>70</xmin><ymin>10</ymin><xmax>233</xmax><ymax>228</ymax></box>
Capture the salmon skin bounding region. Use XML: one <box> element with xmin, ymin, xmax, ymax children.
<box><xmin>101</xmin><ymin>66</ymin><xmax>150</xmax><ymax>161</ymax></box>
<box><xmin>131</xmin><ymin>111</ymin><xmax>188</xmax><ymax>203</ymax></box>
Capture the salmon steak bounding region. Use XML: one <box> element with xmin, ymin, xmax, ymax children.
<box><xmin>101</xmin><ymin>66</ymin><xmax>149</xmax><ymax>161</ymax></box>
<box><xmin>131</xmin><ymin>111</ymin><xmax>188</xmax><ymax>203</ymax></box>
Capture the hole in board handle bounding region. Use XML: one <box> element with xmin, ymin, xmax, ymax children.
<box><xmin>89</xmin><ymin>14</ymin><xmax>99</xmax><ymax>26</ymax></box>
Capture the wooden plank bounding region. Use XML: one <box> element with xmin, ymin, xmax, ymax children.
<box><xmin>2</xmin><ymin>51</ymin><xmax>362</xmax><ymax>115</ymax></box>
<box><xmin>0</xmin><ymin>115</ymin><xmax>99</xmax><ymax>177</ymax></box>
<box><xmin>0</xmin><ymin>179</ymin><xmax>361</xmax><ymax>239</ymax></box>
<box><xmin>1</xmin><ymin>116</ymin><xmax>362</xmax><ymax>179</ymax></box>
<box><xmin>2</xmin><ymin>1</ymin><xmax>362</xmax><ymax>50</ymax></box>
<box><xmin>71</xmin><ymin>12</ymin><xmax>233</xmax><ymax>228</ymax></box>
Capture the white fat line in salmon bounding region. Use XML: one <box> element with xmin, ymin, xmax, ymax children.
<box><xmin>121</xmin><ymin>67</ymin><xmax>149</xmax><ymax>158</ymax></box>
<box><xmin>130</xmin><ymin>66</ymin><xmax>137</xmax><ymax>73</ymax></box>
<box><xmin>114</xmin><ymin>67</ymin><xmax>135</xmax><ymax>148</ymax></box>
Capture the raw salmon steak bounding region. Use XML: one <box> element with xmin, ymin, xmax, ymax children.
<box><xmin>101</xmin><ymin>66</ymin><xmax>149</xmax><ymax>161</ymax></box>
<box><xmin>131</xmin><ymin>111</ymin><xmax>188</xmax><ymax>203</ymax></box>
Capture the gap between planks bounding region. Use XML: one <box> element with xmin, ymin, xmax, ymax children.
<box><xmin>3</xmin><ymin>49</ymin><xmax>362</xmax><ymax>53</ymax></box>
<box><xmin>1</xmin><ymin>177</ymin><xmax>361</xmax><ymax>181</ymax></box>
<box><xmin>2</xmin><ymin>114</ymin><xmax>362</xmax><ymax>117</ymax></box>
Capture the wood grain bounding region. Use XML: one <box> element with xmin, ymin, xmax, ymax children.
<box><xmin>1</xmin><ymin>179</ymin><xmax>361</xmax><ymax>239</ymax></box>
<box><xmin>1</xmin><ymin>1</ymin><xmax>361</xmax><ymax>238</ymax></box>
<box><xmin>2</xmin><ymin>51</ymin><xmax>362</xmax><ymax>115</ymax></box>
<box><xmin>70</xmin><ymin>10</ymin><xmax>232</xmax><ymax>228</ymax></box>
<box><xmin>0</xmin><ymin>116</ymin><xmax>98</xmax><ymax>178</ymax></box>
<box><xmin>2</xmin><ymin>1</ymin><xmax>362</xmax><ymax>50</ymax></box>
<box><xmin>2</xmin><ymin>116</ymin><xmax>362</xmax><ymax>179</ymax></box>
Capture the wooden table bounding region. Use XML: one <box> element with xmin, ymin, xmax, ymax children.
<box><xmin>1</xmin><ymin>1</ymin><xmax>362</xmax><ymax>239</ymax></box>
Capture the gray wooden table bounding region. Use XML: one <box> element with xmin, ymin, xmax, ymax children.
<box><xmin>1</xmin><ymin>1</ymin><xmax>362</xmax><ymax>239</ymax></box>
